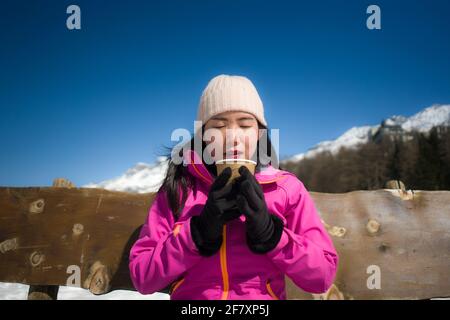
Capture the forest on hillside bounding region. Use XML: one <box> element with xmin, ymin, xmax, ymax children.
<box><xmin>282</xmin><ymin>126</ymin><xmax>450</xmax><ymax>192</ymax></box>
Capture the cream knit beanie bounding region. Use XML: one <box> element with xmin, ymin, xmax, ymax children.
<box><xmin>197</xmin><ymin>74</ymin><xmax>267</xmax><ymax>127</ymax></box>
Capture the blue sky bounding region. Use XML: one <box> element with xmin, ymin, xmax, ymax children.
<box><xmin>1</xmin><ymin>0</ymin><xmax>450</xmax><ymax>187</ymax></box>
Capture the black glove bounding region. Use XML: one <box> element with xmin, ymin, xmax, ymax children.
<box><xmin>190</xmin><ymin>167</ymin><xmax>241</xmax><ymax>256</ymax></box>
<box><xmin>234</xmin><ymin>166</ymin><xmax>284</xmax><ymax>254</ymax></box>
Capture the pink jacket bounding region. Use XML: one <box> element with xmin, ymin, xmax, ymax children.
<box><xmin>129</xmin><ymin>149</ymin><xmax>339</xmax><ymax>300</ymax></box>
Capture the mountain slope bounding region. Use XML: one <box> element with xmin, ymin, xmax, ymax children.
<box><xmin>283</xmin><ymin>104</ymin><xmax>450</xmax><ymax>163</ymax></box>
<box><xmin>82</xmin><ymin>104</ymin><xmax>450</xmax><ymax>192</ymax></box>
<box><xmin>83</xmin><ymin>156</ymin><xmax>168</xmax><ymax>193</ymax></box>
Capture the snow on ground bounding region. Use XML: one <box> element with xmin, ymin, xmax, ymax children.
<box><xmin>0</xmin><ymin>282</ymin><xmax>169</xmax><ymax>300</ymax></box>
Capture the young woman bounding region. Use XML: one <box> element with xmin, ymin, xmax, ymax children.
<box><xmin>129</xmin><ymin>74</ymin><xmax>339</xmax><ymax>300</ymax></box>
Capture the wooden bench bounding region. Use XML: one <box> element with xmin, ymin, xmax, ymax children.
<box><xmin>0</xmin><ymin>179</ymin><xmax>449</xmax><ymax>300</ymax></box>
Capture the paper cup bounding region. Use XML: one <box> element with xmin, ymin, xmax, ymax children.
<box><xmin>215</xmin><ymin>158</ymin><xmax>257</xmax><ymax>184</ymax></box>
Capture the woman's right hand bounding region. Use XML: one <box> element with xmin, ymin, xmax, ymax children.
<box><xmin>190</xmin><ymin>167</ymin><xmax>240</xmax><ymax>256</ymax></box>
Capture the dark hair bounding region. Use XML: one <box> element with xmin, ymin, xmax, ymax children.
<box><xmin>159</xmin><ymin>123</ymin><xmax>280</xmax><ymax>220</ymax></box>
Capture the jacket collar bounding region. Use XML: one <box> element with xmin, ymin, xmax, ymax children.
<box><xmin>183</xmin><ymin>149</ymin><xmax>285</xmax><ymax>187</ymax></box>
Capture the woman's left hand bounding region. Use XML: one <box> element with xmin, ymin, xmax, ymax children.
<box><xmin>234</xmin><ymin>166</ymin><xmax>284</xmax><ymax>254</ymax></box>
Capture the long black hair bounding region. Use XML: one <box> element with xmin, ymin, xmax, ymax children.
<box><xmin>160</xmin><ymin>123</ymin><xmax>280</xmax><ymax>220</ymax></box>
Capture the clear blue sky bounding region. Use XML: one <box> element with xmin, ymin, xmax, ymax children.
<box><xmin>1</xmin><ymin>0</ymin><xmax>450</xmax><ymax>187</ymax></box>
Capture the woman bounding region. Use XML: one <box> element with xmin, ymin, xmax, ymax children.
<box><xmin>129</xmin><ymin>74</ymin><xmax>339</xmax><ymax>299</ymax></box>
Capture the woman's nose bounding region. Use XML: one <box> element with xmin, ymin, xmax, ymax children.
<box><xmin>225</xmin><ymin>128</ymin><xmax>240</xmax><ymax>146</ymax></box>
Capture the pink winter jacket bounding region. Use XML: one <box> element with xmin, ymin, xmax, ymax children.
<box><xmin>129</xmin><ymin>149</ymin><xmax>339</xmax><ymax>300</ymax></box>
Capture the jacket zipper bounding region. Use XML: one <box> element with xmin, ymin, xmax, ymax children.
<box><xmin>169</xmin><ymin>278</ymin><xmax>185</xmax><ymax>295</ymax></box>
<box><xmin>266</xmin><ymin>279</ymin><xmax>280</xmax><ymax>300</ymax></box>
<box><xmin>191</xmin><ymin>160</ymin><xmax>213</xmax><ymax>184</ymax></box>
<box><xmin>220</xmin><ymin>224</ymin><xmax>229</xmax><ymax>300</ymax></box>
<box><xmin>192</xmin><ymin>160</ymin><xmax>284</xmax><ymax>300</ymax></box>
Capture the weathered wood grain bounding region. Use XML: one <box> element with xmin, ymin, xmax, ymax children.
<box><xmin>287</xmin><ymin>189</ymin><xmax>450</xmax><ymax>299</ymax></box>
<box><xmin>0</xmin><ymin>187</ymin><xmax>155</xmax><ymax>294</ymax></box>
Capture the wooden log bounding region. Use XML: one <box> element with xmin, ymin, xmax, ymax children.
<box><xmin>27</xmin><ymin>178</ymin><xmax>76</xmax><ymax>300</ymax></box>
<box><xmin>0</xmin><ymin>186</ymin><xmax>155</xmax><ymax>294</ymax></box>
<box><xmin>1</xmin><ymin>186</ymin><xmax>449</xmax><ymax>299</ymax></box>
<box><xmin>385</xmin><ymin>180</ymin><xmax>406</xmax><ymax>191</ymax></box>
<box><xmin>286</xmin><ymin>188</ymin><xmax>450</xmax><ymax>300</ymax></box>
<box><xmin>27</xmin><ymin>285</ymin><xmax>59</xmax><ymax>300</ymax></box>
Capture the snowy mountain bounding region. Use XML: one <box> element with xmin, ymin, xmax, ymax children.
<box><xmin>82</xmin><ymin>156</ymin><xmax>169</xmax><ymax>193</ymax></box>
<box><xmin>79</xmin><ymin>104</ymin><xmax>450</xmax><ymax>190</ymax></box>
<box><xmin>285</xmin><ymin>125</ymin><xmax>376</xmax><ymax>162</ymax></box>
<box><xmin>283</xmin><ymin>104</ymin><xmax>450</xmax><ymax>163</ymax></box>
<box><xmin>80</xmin><ymin>104</ymin><xmax>450</xmax><ymax>191</ymax></box>
<box><xmin>401</xmin><ymin>104</ymin><xmax>450</xmax><ymax>132</ymax></box>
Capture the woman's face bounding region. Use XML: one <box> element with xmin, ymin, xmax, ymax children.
<box><xmin>203</xmin><ymin>111</ymin><xmax>261</xmax><ymax>162</ymax></box>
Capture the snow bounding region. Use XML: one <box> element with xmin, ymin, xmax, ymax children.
<box><xmin>82</xmin><ymin>156</ymin><xmax>169</xmax><ymax>193</ymax></box>
<box><xmin>0</xmin><ymin>282</ymin><xmax>169</xmax><ymax>300</ymax></box>
<box><xmin>383</xmin><ymin>115</ymin><xmax>407</xmax><ymax>127</ymax></box>
<box><xmin>283</xmin><ymin>104</ymin><xmax>450</xmax><ymax>163</ymax></box>
<box><xmin>401</xmin><ymin>104</ymin><xmax>450</xmax><ymax>132</ymax></box>
<box><xmin>289</xmin><ymin>125</ymin><xmax>375</xmax><ymax>162</ymax></box>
